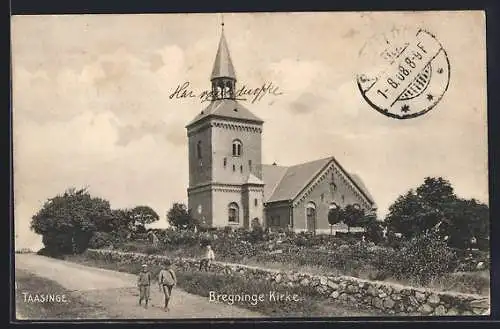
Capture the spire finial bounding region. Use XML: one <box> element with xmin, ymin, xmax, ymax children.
<box><xmin>221</xmin><ymin>13</ymin><xmax>225</xmax><ymax>29</ymax></box>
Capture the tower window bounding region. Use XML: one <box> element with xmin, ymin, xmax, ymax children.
<box><xmin>228</xmin><ymin>202</ymin><xmax>239</xmax><ymax>223</ymax></box>
<box><xmin>223</xmin><ymin>157</ymin><xmax>227</xmax><ymax>168</ymax></box>
<box><xmin>254</xmin><ymin>198</ymin><xmax>258</xmax><ymax>207</ymax></box>
<box><xmin>321</xmin><ymin>193</ymin><xmax>324</xmax><ymax>202</ymax></box>
<box><xmin>249</xmin><ymin>160</ymin><xmax>252</xmax><ymax>171</ymax></box>
<box><xmin>342</xmin><ymin>195</ymin><xmax>345</xmax><ymax>203</ymax></box>
<box><xmin>232</xmin><ymin>164</ymin><xmax>235</xmax><ymax>172</ymax></box>
<box><xmin>240</xmin><ymin>165</ymin><xmax>243</xmax><ymax>173</ymax></box>
<box><xmin>196</xmin><ymin>141</ymin><xmax>202</xmax><ymax>159</ymax></box>
<box><xmin>232</xmin><ymin>139</ymin><xmax>242</xmax><ymax>157</ymax></box>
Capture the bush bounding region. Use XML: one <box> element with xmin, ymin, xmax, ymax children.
<box><xmin>36</xmin><ymin>247</ymin><xmax>65</xmax><ymax>259</ymax></box>
<box><xmin>121</xmin><ymin>242</ymin><xmax>140</xmax><ymax>252</ymax></box>
<box><xmin>88</xmin><ymin>232</ymin><xmax>113</xmax><ymax>249</ymax></box>
<box><xmin>144</xmin><ymin>245</ymin><xmax>161</xmax><ymax>255</ymax></box>
<box><xmin>383</xmin><ymin>232</ymin><xmax>458</xmax><ymax>285</ymax></box>
<box><xmin>249</xmin><ymin>221</ymin><xmax>265</xmax><ymax>242</ymax></box>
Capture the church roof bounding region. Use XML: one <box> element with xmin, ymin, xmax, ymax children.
<box><xmin>349</xmin><ymin>173</ymin><xmax>375</xmax><ymax>205</ymax></box>
<box><xmin>186</xmin><ymin>99</ymin><xmax>263</xmax><ymax>128</ymax></box>
<box><xmin>262</xmin><ymin>157</ymin><xmax>375</xmax><ymax>206</ymax></box>
<box><xmin>211</xmin><ymin>28</ymin><xmax>236</xmax><ymax>81</ymax></box>
<box><xmin>246</xmin><ymin>173</ymin><xmax>264</xmax><ymax>185</ymax></box>
<box><xmin>261</xmin><ymin>164</ymin><xmax>288</xmax><ymax>200</ymax></box>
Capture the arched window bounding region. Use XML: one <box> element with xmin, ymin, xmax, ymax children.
<box><xmin>196</xmin><ymin>141</ymin><xmax>202</xmax><ymax>159</ymax></box>
<box><xmin>223</xmin><ymin>157</ymin><xmax>227</xmax><ymax>168</ymax></box>
<box><xmin>329</xmin><ymin>202</ymin><xmax>339</xmax><ymax>210</ymax></box>
<box><xmin>232</xmin><ymin>164</ymin><xmax>236</xmax><ymax>172</ymax></box>
<box><xmin>232</xmin><ymin>139</ymin><xmax>242</xmax><ymax>157</ymax></box>
<box><xmin>228</xmin><ymin>202</ymin><xmax>239</xmax><ymax>223</ymax></box>
<box><xmin>254</xmin><ymin>198</ymin><xmax>258</xmax><ymax>207</ymax></box>
<box><xmin>240</xmin><ymin>165</ymin><xmax>243</xmax><ymax>173</ymax></box>
<box><xmin>249</xmin><ymin>160</ymin><xmax>252</xmax><ymax>171</ymax></box>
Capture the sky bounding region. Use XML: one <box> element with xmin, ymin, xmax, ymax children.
<box><xmin>12</xmin><ymin>11</ymin><xmax>488</xmax><ymax>250</ymax></box>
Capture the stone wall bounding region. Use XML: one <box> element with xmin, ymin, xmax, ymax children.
<box><xmin>86</xmin><ymin>249</ymin><xmax>489</xmax><ymax>316</ymax></box>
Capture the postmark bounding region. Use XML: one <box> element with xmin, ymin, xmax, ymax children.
<box><xmin>356</xmin><ymin>27</ymin><xmax>450</xmax><ymax>119</ymax></box>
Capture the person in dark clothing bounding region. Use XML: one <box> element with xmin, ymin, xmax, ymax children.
<box><xmin>137</xmin><ymin>264</ymin><xmax>152</xmax><ymax>308</ymax></box>
<box><xmin>158</xmin><ymin>260</ymin><xmax>177</xmax><ymax>312</ymax></box>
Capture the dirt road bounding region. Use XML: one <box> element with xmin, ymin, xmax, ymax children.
<box><xmin>15</xmin><ymin>254</ymin><xmax>262</xmax><ymax>319</ymax></box>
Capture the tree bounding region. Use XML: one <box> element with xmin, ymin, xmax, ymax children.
<box><xmin>166</xmin><ymin>202</ymin><xmax>198</xmax><ymax>230</ymax></box>
<box><xmin>340</xmin><ymin>204</ymin><xmax>365</xmax><ymax>233</ymax></box>
<box><xmin>359</xmin><ymin>211</ymin><xmax>384</xmax><ymax>244</ymax></box>
<box><xmin>30</xmin><ymin>187</ymin><xmax>114</xmax><ymax>255</ymax></box>
<box><xmin>385</xmin><ymin>177</ymin><xmax>489</xmax><ymax>249</ymax></box>
<box><xmin>129</xmin><ymin>205</ymin><xmax>160</xmax><ymax>231</ymax></box>
<box><xmin>327</xmin><ymin>205</ymin><xmax>341</xmax><ymax>235</ymax></box>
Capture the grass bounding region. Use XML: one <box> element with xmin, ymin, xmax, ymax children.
<box><xmin>15</xmin><ymin>269</ymin><xmax>107</xmax><ymax>320</ymax></box>
<box><xmin>65</xmin><ymin>254</ymin><xmax>382</xmax><ymax>317</ymax></box>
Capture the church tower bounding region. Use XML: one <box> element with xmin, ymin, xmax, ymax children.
<box><xmin>186</xmin><ymin>22</ymin><xmax>265</xmax><ymax>229</ymax></box>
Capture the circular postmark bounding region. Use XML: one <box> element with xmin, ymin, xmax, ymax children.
<box><xmin>356</xmin><ymin>27</ymin><xmax>450</xmax><ymax>119</ymax></box>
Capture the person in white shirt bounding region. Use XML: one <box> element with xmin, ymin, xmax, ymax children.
<box><xmin>199</xmin><ymin>245</ymin><xmax>215</xmax><ymax>271</ymax></box>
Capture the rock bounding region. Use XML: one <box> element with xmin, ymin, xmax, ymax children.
<box><xmin>383</xmin><ymin>298</ymin><xmax>395</xmax><ymax>309</ymax></box>
<box><xmin>469</xmin><ymin>298</ymin><xmax>490</xmax><ymax>310</ymax></box>
<box><xmin>300</xmin><ymin>278</ymin><xmax>310</xmax><ymax>286</ymax></box>
<box><xmin>269</xmin><ymin>249</ymin><xmax>283</xmax><ymax>255</ymax></box>
<box><xmin>275</xmin><ymin>274</ymin><xmax>282</xmax><ymax>283</ymax></box>
<box><xmin>392</xmin><ymin>294</ymin><xmax>402</xmax><ymax>301</ymax></box>
<box><xmin>432</xmin><ymin>305</ymin><xmax>445</xmax><ymax>315</ymax></box>
<box><xmin>473</xmin><ymin>307</ymin><xmax>487</xmax><ymax>315</ymax></box>
<box><xmin>367</xmin><ymin>286</ymin><xmax>378</xmax><ymax>297</ymax></box>
<box><xmin>418</xmin><ymin>304</ymin><xmax>434</xmax><ymax>315</ymax></box>
<box><xmin>372</xmin><ymin>297</ymin><xmax>383</xmax><ymax>309</ymax></box>
<box><xmin>327</xmin><ymin>281</ymin><xmax>339</xmax><ymax>290</ymax></box>
<box><xmin>401</xmin><ymin>289</ymin><xmax>412</xmax><ymax>296</ymax></box>
<box><xmin>317</xmin><ymin>286</ymin><xmax>327</xmax><ymax>294</ymax></box>
<box><xmin>446</xmin><ymin>308</ymin><xmax>459</xmax><ymax>316</ymax></box>
<box><xmin>428</xmin><ymin>294</ymin><xmax>440</xmax><ymax>306</ymax></box>
<box><xmin>319</xmin><ymin>276</ymin><xmax>328</xmax><ymax>285</ymax></box>
<box><xmin>331</xmin><ymin>277</ymin><xmax>341</xmax><ymax>283</ymax></box>
<box><xmin>476</xmin><ymin>261</ymin><xmax>485</xmax><ymax>270</ymax></box>
<box><xmin>330</xmin><ymin>291</ymin><xmax>340</xmax><ymax>299</ymax></box>
<box><xmin>392</xmin><ymin>286</ymin><xmax>402</xmax><ymax>294</ymax></box>
<box><xmin>415</xmin><ymin>291</ymin><xmax>426</xmax><ymax>302</ymax></box>
<box><xmin>339</xmin><ymin>293</ymin><xmax>349</xmax><ymax>301</ymax></box>
<box><xmin>378</xmin><ymin>292</ymin><xmax>387</xmax><ymax>298</ymax></box>
<box><xmin>358</xmin><ymin>282</ymin><xmax>366</xmax><ymax>289</ymax></box>
<box><xmin>347</xmin><ymin>285</ymin><xmax>359</xmax><ymax>294</ymax></box>
<box><xmin>408</xmin><ymin>296</ymin><xmax>419</xmax><ymax>306</ymax></box>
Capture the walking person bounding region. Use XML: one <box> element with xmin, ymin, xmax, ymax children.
<box><xmin>158</xmin><ymin>260</ymin><xmax>177</xmax><ymax>312</ymax></box>
<box><xmin>137</xmin><ymin>264</ymin><xmax>152</xmax><ymax>308</ymax></box>
<box><xmin>199</xmin><ymin>245</ymin><xmax>215</xmax><ymax>271</ymax></box>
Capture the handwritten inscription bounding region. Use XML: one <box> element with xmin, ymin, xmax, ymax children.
<box><xmin>169</xmin><ymin>82</ymin><xmax>283</xmax><ymax>104</ymax></box>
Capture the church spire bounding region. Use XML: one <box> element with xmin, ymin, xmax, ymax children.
<box><xmin>210</xmin><ymin>16</ymin><xmax>237</xmax><ymax>100</ymax></box>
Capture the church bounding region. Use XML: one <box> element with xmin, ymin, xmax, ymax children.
<box><xmin>186</xmin><ymin>24</ymin><xmax>376</xmax><ymax>234</ymax></box>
